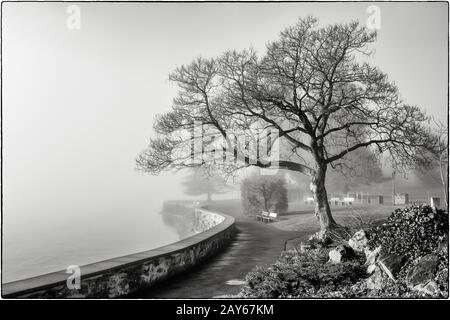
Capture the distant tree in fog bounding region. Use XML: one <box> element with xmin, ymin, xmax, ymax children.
<box><xmin>182</xmin><ymin>168</ymin><xmax>231</xmax><ymax>201</ymax></box>
<box><xmin>241</xmin><ymin>173</ymin><xmax>288</xmax><ymax>216</ymax></box>
<box><xmin>137</xmin><ymin>16</ymin><xmax>437</xmax><ymax>231</ymax></box>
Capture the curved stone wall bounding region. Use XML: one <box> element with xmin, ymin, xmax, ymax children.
<box><xmin>2</xmin><ymin>207</ymin><xmax>235</xmax><ymax>298</ymax></box>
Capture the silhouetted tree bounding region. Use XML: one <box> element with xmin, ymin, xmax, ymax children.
<box><xmin>137</xmin><ymin>16</ymin><xmax>436</xmax><ymax>230</ymax></box>
<box><xmin>241</xmin><ymin>173</ymin><xmax>288</xmax><ymax>216</ymax></box>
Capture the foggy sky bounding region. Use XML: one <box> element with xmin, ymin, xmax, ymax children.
<box><xmin>2</xmin><ymin>2</ymin><xmax>448</xmax><ymax>233</ymax></box>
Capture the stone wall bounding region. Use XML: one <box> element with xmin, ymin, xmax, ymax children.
<box><xmin>194</xmin><ymin>209</ymin><xmax>225</xmax><ymax>232</ymax></box>
<box><xmin>2</xmin><ymin>207</ymin><xmax>235</xmax><ymax>298</ymax></box>
<box><xmin>160</xmin><ymin>202</ymin><xmax>225</xmax><ymax>239</ymax></box>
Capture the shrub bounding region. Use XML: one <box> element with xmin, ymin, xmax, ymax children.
<box><xmin>367</xmin><ymin>204</ymin><xmax>448</xmax><ymax>260</ymax></box>
<box><xmin>306</xmin><ymin>233</ymin><xmax>334</xmax><ymax>249</ymax></box>
<box><xmin>240</xmin><ymin>204</ymin><xmax>448</xmax><ymax>298</ymax></box>
<box><xmin>241</xmin><ymin>173</ymin><xmax>288</xmax><ymax>216</ymax></box>
<box><xmin>435</xmin><ymin>250</ymin><xmax>449</xmax><ymax>296</ymax></box>
<box><xmin>240</xmin><ymin>249</ymin><xmax>366</xmax><ymax>298</ymax></box>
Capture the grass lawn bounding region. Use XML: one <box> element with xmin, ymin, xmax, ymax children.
<box><xmin>272</xmin><ymin>201</ymin><xmax>400</xmax><ymax>233</ymax></box>
<box><xmin>205</xmin><ymin>199</ymin><xmax>402</xmax><ymax>245</ymax></box>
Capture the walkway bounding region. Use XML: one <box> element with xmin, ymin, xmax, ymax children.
<box><xmin>134</xmin><ymin>201</ymin><xmax>300</xmax><ymax>298</ymax></box>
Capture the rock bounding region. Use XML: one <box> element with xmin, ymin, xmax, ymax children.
<box><xmin>438</xmin><ymin>234</ymin><xmax>448</xmax><ymax>252</ymax></box>
<box><xmin>328</xmin><ymin>244</ymin><xmax>357</xmax><ymax>264</ymax></box>
<box><xmin>406</xmin><ymin>254</ymin><xmax>439</xmax><ymax>287</ymax></box>
<box><xmin>366</xmin><ymin>265</ymin><xmax>385</xmax><ymax>290</ymax></box>
<box><xmin>365</xmin><ymin>246</ymin><xmax>381</xmax><ymax>275</ymax></box>
<box><xmin>348</xmin><ymin>230</ymin><xmax>369</xmax><ymax>252</ymax></box>
<box><xmin>413</xmin><ymin>280</ymin><xmax>439</xmax><ymax>296</ymax></box>
<box><xmin>365</xmin><ymin>246</ymin><xmax>381</xmax><ymax>266</ymax></box>
<box><xmin>366</xmin><ymin>264</ymin><xmax>377</xmax><ymax>275</ymax></box>
<box><xmin>377</xmin><ymin>253</ymin><xmax>407</xmax><ymax>281</ymax></box>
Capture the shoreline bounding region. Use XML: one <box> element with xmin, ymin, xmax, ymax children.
<box><xmin>2</xmin><ymin>205</ymin><xmax>235</xmax><ymax>298</ymax></box>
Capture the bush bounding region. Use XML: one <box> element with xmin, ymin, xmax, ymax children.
<box><xmin>435</xmin><ymin>250</ymin><xmax>449</xmax><ymax>296</ymax></box>
<box><xmin>241</xmin><ymin>173</ymin><xmax>288</xmax><ymax>216</ymax></box>
<box><xmin>240</xmin><ymin>249</ymin><xmax>366</xmax><ymax>298</ymax></box>
<box><xmin>367</xmin><ymin>204</ymin><xmax>448</xmax><ymax>260</ymax></box>
<box><xmin>240</xmin><ymin>204</ymin><xmax>449</xmax><ymax>298</ymax></box>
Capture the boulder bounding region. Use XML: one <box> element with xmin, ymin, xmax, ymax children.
<box><xmin>365</xmin><ymin>246</ymin><xmax>382</xmax><ymax>275</ymax></box>
<box><xmin>328</xmin><ymin>244</ymin><xmax>357</xmax><ymax>264</ymax></box>
<box><xmin>406</xmin><ymin>254</ymin><xmax>439</xmax><ymax>287</ymax></box>
<box><xmin>438</xmin><ymin>234</ymin><xmax>448</xmax><ymax>252</ymax></box>
<box><xmin>366</xmin><ymin>265</ymin><xmax>385</xmax><ymax>290</ymax></box>
<box><xmin>365</xmin><ymin>246</ymin><xmax>381</xmax><ymax>266</ymax></box>
<box><xmin>413</xmin><ymin>280</ymin><xmax>439</xmax><ymax>296</ymax></box>
<box><xmin>377</xmin><ymin>253</ymin><xmax>407</xmax><ymax>281</ymax></box>
<box><xmin>366</xmin><ymin>264</ymin><xmax>377</xmax><ymax>275</ymax></box>
<box><xmin>348</xmin><ymin>230</ymin><xmax>369</xmax><ymax>252</ymax></box>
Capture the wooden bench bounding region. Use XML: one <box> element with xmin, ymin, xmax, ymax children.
<box><xmin>256</xmin><ymin>211</ymin><xmax>278</xmax><ymax>223</ymax></box>
<box><xmin>255</xmin><ymin>211</ymin><xmax>268</xmax><ymax>221</ymax></box>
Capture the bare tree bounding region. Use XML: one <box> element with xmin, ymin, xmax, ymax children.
<box><xmin>137</xmin><ymin>17</ymin><xmax>436</xmax><ymax>230</ymax></box>
<box><xmin>241</xmin><ymin>173</ymin><xmax>288</xmax><ymax>215</ymax></box>
<box><xmin>182</xmin><ymin>167</ymin><xmax>231</xmax><ymax>201</ymax></box>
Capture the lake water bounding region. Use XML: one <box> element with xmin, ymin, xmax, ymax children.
<box><xmin>1</xmin><ymin>173</ymin><xmax>188</xmax><ymax>283</ymax></box>
<box><xmin>2</xmin><ymin>203</ymin><xmax>182</xmax><ymax>283</ymax></box>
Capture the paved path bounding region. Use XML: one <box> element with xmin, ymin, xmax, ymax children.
<box><xmin>134</xmin><ymin>202</ymin><xmax>300</xmax><ymax>298</ymax></box>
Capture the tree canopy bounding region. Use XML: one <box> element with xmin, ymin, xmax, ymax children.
<box><xmin>137</xmin><ymin>16</ymin><xmax>437</xmax><ymax>230</ymax></box>
<box><xmin>241</xmin><ymin>173</ymin><xmax>288</xmax><ymax>216</ymax></box>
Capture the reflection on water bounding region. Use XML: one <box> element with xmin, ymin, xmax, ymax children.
<box><xmin>160</xmin><ymin>202</ymin><xmax>199</xmax><ymax>240</ymax></box>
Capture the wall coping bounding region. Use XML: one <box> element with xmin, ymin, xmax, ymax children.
<box><xmin>2</xmin><ymin>208</ymin><xmax>235</xmax><ymax>297</ymax></box>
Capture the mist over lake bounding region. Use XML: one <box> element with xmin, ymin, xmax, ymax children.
<box><xmin>2</xmin><ymin>170</ymin><xmax>187</xmax><ymax>282</ymax></box>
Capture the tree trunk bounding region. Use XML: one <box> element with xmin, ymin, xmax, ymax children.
<box><xmin>310</xmin><ymin>164</ymin><xmax>337</xmax><ymax>230</ymax></box>
<box><xmin>207</xmin><ymin>192</ymin><xmax>211</xmax><ymax>202</ymax></box>
<box><xmin>263</xmin><ymin>198</ymin><xmax>269</xmax><ymax>212</ymax></box>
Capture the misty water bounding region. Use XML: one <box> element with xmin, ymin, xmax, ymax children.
<box><xmin>2</xmin><ymin>176</ymin><xmax>188</xmax><ymax>283</ymax></box>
